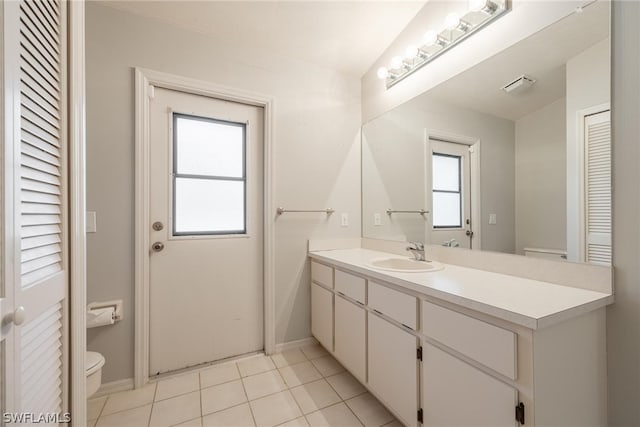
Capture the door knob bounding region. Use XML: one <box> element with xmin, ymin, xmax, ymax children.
<box><xmin>466</xmin><ymin>230</ymin><xmax>474</xmax><ymax>237</ymax></box>
<box><xmin>152</xmin><ymin>221</ymin><xmax>164</xmax><ymax>231</ymax></box>
<box><xmin>10</xmin><ymin>306</ymin><xmax>26</xmax><ymax>326</ymax></box>
<box><xmin>152</xmin><ymin>242</ymin><xmax>165</xmax><ymax>252</ymax></box>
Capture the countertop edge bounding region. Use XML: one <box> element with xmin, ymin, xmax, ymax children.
<box><xmin>308</xmin><ymin>251</ymin><xmax>613</xmax><ymax>330</ymax></box>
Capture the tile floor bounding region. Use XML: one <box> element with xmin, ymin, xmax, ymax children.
<box><xmin>88</xmin><ymin>345</ymin><xmax>402</xmax><ymax>427</ymax></box>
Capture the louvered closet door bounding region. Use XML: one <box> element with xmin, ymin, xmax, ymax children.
<box><xmin>15</xmin><ymin>0</ymin><xmax>67</xmax><ymax>417</ymax></box>
<box><xmin>585</xmin><ymin>110</ymin><xmax>611</xmax><ymax>265</ymax></box>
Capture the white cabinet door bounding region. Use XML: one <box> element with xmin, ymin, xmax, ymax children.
<box><xmin>334</xmin><ymin>295</ymin><xmax>365</xmax><ymax>382</ymax></box>
<box><xmin>368</xmin><ymin>313</ymin><xmax>419</xmax><ymax>427</ymax></box>
<box><xmin>422</xmin><ymin>343</ymin><xmax>518</xmax><ymax>427</ymax></box>
<box><xmin>311</xmin><ymin>283</ymin><xmax>333</xmax><ymax>352</ymax></box>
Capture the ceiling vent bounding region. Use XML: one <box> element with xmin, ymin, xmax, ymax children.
<box><xmin>501</xmin><ymin>74</ymin><xmax>536</xmax><ymax>94</ymax></box>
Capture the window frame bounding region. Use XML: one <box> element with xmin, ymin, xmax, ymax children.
<box><xmin>171</xmin><ymin>112</ymin><xmax>247</xmax><ymax>236</ymax></box>
<box><xmin>432</xmin><ymin>152</ymin><xmax>463</xmax><ymax>229</ymax></box>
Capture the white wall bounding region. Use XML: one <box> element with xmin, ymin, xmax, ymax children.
<box><xmin>86</xmin><ymin>3</ymin><xmax>362</xmax><ymax>382</ymax></box>
<box><xmin>515</xmin><ymin>97</ymin><xmax>567</xmax><ymax>255</ymax></box>
<box><xmin>609</xmin><ymin>1</ymin><xmax>640</xmax><ymax>423</ymax></box>
<box><xmin>566</xmin><ymin>38</ymin><xmax>611</xmax><ymax>261</ymax></box>
<box><xmin>363</xmin><ymin>98</ymin><xmax>515</xmax><ymax>253</ymax></box>
<box><xmin>361</xmin><ymin>0</ymin><xmax>584</xmax><ymax>122</ymax></box>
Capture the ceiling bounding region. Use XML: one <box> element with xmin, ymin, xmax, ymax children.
<box><xmin>97</xmin><ymin>0</ymin><xmax>427</xmax><ymax>77</ymax></box>
<box><xmin>414</xmin><ymin>0</ymin><xmax>609</xmax><ymax>121</ymax></box>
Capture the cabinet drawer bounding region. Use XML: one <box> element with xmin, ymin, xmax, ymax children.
<box><xmin>311</xmin><ymin>261</ymin><xmax>333</xmax><ymax>288</ymax></box>
<box><xmin>369</xmin><ymin>281</ymin><xmax>417</xmax><ymax>330</ymax></box>
<box><xmin>335</xmin><ymin>270</ymin><xmax>366</xmax><ymax>304</ymax></box>
<box><xmin>422</xmin><ymin>301</ymin><xmax>517</xmax><ymax>379</ymax></box>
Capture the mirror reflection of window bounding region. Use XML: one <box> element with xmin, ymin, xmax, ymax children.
<box><xmin>432</xmin><ymin>153</ymin><xmax>462</xmax><ymax>228</ymax></box>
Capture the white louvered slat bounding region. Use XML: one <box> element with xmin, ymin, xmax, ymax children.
<box><xmin>585</xmin><ymin>111</ymin><xmax>611</xmax><ymax>265</ymax></box>
<box><xmin>21</xmin><ymin>142</ymin><xmax>60</xmax><ymax>166</ymax></box>
<box><xmin>20</xmin><ymin>224</ymin><xmax>61</xmax><ymax>238</ymax></box>
<box><xmin>22</xmin><ymin>234</ymin><xmax>61</xmax><ymax>251</ymax></box>
<box><xmin>21</xmin><ymin>190</ymin><xmax>61</xmax><ymax>205</ymax></box>
<box><xmin>20</xmin><ymin>302</ymin><xmax>63</xmax><ymax>414</ymax></box>
<box><xmin>21</xmin><ymin>202</ymin><xmax>61</xmax><ymax>214</ymax></box>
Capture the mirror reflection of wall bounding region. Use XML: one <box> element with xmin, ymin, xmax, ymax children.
<box><xmin>362</xmin><ymin>1</ymin><xmax>610</xmax><ymax>264</ymax></box>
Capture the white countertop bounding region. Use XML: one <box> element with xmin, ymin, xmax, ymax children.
<box><xmin>309</xmin><ymin>248</ymin><xmax>613</xmax><ymax>329</ymax></box>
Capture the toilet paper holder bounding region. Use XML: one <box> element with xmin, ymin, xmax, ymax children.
<box><xmin>87</xmin><ymin>300</ymin><xmax>123</xmax><ymax>322</ymax></box>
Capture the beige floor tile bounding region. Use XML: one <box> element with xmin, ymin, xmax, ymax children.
<box><xmin>242</xmin><ymin>370</ymin><xmax>288</xmax><ymax>400</ymax></box>
<box><xmin>249</xmin><ymin>391</ymin><xmax>302</xmax><ymax>427</ymax></box>
<box><xmin>101</xmin><ymin>383</ymin><xmax>157</xmax><ymax>416</ymax></box>
<box><xmin>95</xmin><ymin>404</ymin><xmax>152</xmax><ymax>427</ymax></box>
<box><xmin>277</xmin><ymin>417</ymin><xmax>309</xmax><ymax>427</ymax></box>
<box><xmin>345</xmin><ymin>393</ymin><xmax>393</xmax><ymax>427</ymax></box>
<box><xmin>270</xmin><ymin>349</ymin><xmax>307</xmax><ymax>369</ymax></box>
<box><xmin>149</xmin><ymin>391</ymin><xmax>201</xmax><ymax>427</ymax></box>
<box><xmin>325</xmin><ymin>372</ymin><xmax>366</xmax><ymax>401</ymax></box>
<box><xmin>202</xmin><ymin>403</ymin><xmax>256</xmax><ymax>427</ymax></box>
<box><xmin>201</xmin><ymin>379</ymin><xmax>247</xmax><ymax>415</ymax></box>
<box><xmin>300</xmin><ymin>345</ymin><xmax>329</xmax><ymax>360</ymax></box>
<box><xmin>382</xmin><ymin>421</ymin><xmax>402</xmax><ymax>427</ymax></box>
<box><xmin>200</xmin><ymin>363</ymin><xmax>241</xmax><ymax>389</ymax></box>
<box><xmin>306</xmin><ymin>402</ymin><xmax>362</xmax><ymax>427</ymax></box>
<box><xmin>88</xmin><ymin>396</ymin><xmax>107</xmax><ymax>421</ymax></box>
<box><xmin>174</xmin><ymin>417</ymin><xmax>203</xmax><ymax>427</ymax></box>
<box><xmin>279</xmin><ymin>361</ymin><xmax>323</xmax><ymax>388</ymax></box>
<box><xmin>155</xmin><ymin>372</ymin><xmax>200</xmax><ymax>401</ymax></box>
<box><xmin>290</xmin><ymin>379</ymin><xmax>341</xmax><ymax>415</ymax></box>
<box><xmin>310</xmin><ymin>356</ymin><xmax>345</xmax><ymax>377</ymax></box>
<box><xmin>88</xmin><ymin>418</ymin><xmax>98</xmax><ymax>427</ymax></box>
<box><xmin>238</xmin><ymin>355</ymin><xmax>277</xmax><ymax>377</ymax></box>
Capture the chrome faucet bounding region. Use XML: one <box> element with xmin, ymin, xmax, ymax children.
<box><xmin>406</xmin><ymin>242</ymin><xmax>426</xmax><ymax>261</ymax></box>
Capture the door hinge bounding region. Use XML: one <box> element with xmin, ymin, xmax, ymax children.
<box><xmin>417</xmin><ymin>346</ymin><xmax>423</xmax><ymax>361</ymax></box>
<box><xmin>515</xmin><ymin>402</ymin><xmax>525</xmax><ymax>425</ymax></box>
<box><xmin>417</xmin><ymin>408</ymin><xmax>423</xmax><ymax>423</ymax></box>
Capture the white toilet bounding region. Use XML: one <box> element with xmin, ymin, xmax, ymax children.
<box><xmin>86</xmin><ymin>351</ymin><xmax>106</xmax><ymax>398</ymax></box>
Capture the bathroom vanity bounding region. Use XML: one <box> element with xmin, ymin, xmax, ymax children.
<box><xmin>309</xmin><ymin>246</ymin><xmax>612</xmax><ymax>427</ymax></box>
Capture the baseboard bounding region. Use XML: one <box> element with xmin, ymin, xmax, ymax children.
<box><xmin>272</xmin><ymin>337</ymin><xmax>318</xmax><ymax>353</ymax></box>
<box><xmin>93</xmin><ymin>378</ymin><xmax>134</xmax><ymax>398</ymax></box>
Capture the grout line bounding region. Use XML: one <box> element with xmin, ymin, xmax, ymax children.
<box><xmin>342</xmin><ymin>398</ymin><xmax>366</xmax><ymax>427</ymax></box>
<box><xmin>238</xmin><ymin>370</ymin><xmax>259</xmax><ymax>427</ymax></box>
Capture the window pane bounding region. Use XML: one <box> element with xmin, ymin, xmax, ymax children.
<box><xmin>174</xmin><ymin>178</ymin><xmax>245</xmax><ymax>234</ymax></box>
<box><xmin>433</xmin><ymin>192</ymin><xmax>462</xmax><ymax>228</ymax></box>
<box><xmin>175</xmin><ymin>116</ymin><xmax>244</xmax><ymax>178</ymax></box>
<box><xmin>432</xmin><ymin>154</ymin><xmax>460</xmax><ymax>191</ymax></box>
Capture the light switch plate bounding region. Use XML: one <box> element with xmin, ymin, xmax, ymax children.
<box><xmin>341</xmin><ymin>213</ymin><xmax>349</xmax><ymax>227</ymax></box>
<box><xmin>489</xmin><ymin>213</ymin><xmax>497</xmax><ymax>225</ymax></box>
<box><xmin>86</xmin><ymin>211</ymin><xmax>97</xmax><ymax>233</ymax></box>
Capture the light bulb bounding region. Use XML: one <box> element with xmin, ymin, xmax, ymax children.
<box><xmin>377</xmin><ymin>67</ymin><xmax>389</xmax><ymax>80</ymax></box>
<box><xmin>444</xmin><ymin>12</ymin><xmax>460</xmax><ymax>30</ymax></box>
<box><xmin>469</xmin><ymin>0</ymin><xmax>487</xmax><ymax>12</ymax></box>
<box><xmin>405</xmin><ymin>45</ymin><xmax>419</xmax><ymax>60</ymax></box>
<box><xmin>390</xmin><ymin>56</ymin><xmax>404</xmax><ymax>70</ymax></box>
<box><xmin>423</xmin><ymin>30</ymin><xmax>438</xmax><ymax>47</ymax></box>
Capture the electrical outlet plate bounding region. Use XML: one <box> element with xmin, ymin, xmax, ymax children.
<box><xmin>374</xmin><ymin>213</ymin><xmax>381</xmax><ymax>226</ymax></box>
<box><xmin>341</xmin><ymin>213</ymin><xmax>349</xmax><ymax>227</ymax></box>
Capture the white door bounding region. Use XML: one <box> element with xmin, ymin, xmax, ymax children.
<box><xmin>429</xmin><ymin>140</ymin><xmax>473</xmax><ymax>248</ymax></box>
<box><xmin>334</xmin><ymin>295</ymin><xmax>365</xmax><ymax>382</ymax></box>
<box><xmin>368</xmin><ymin>313</ymin><xmax>419</xmax><ymax>427</ymax></box>
<box><xmin>2</xmin><ymin>0</ymin><xmax>69</xmax><ymax>420</ymax></box>
<box><xmin>148</xmin><ymin>87</ymin><xmax>264</xmax><ymax>375</ymax></box>
<box><xmin>584</xmin><ymin>110</ymin><xmax>611</xmax><ymax>265</ymax></box>
<box><xmin>422</xmin><ymin>343</ymin><xmax>518</xmax><ymax>426</ymax></box>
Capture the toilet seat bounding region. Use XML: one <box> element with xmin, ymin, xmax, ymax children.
<box><xmin>86</xmin><ymin>351</ymin><xmax>105</xmax><ymax>376</ymax></box>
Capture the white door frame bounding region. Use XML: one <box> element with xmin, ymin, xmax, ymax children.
<box><xmin>134</xmin><ymin>68</ymin><xmax>275</xmax><ymax>387</ymax></box>
<box><xmin>571</xmin><ymin>103</ymin><xmax>610</xmax><ymax>263</ymax></box>
<box><xmin>69</xmin><ymin>0</ymin><xmax>87</xmax><ymax>424</ymax></box>
<box><xmin>424</xmin><ymin>129</ymin><xmax>482</xmax><ymax>249</ymax></box>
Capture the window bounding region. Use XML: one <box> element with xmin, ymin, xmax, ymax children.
<box><xmin>172</xmin><ymin>113</ymin><xmax>246</xmax><ymax>235</ymax></box>
<box><xmin>432</xmin><ymin>153</ymin><xmax>462</xmax><ymax>228</ymax></box>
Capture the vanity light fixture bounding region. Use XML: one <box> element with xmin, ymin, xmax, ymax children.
<box><xmin>378</xmin><ymin>0</ymin><xmax>509</xmax><ymax>89</ymax></box>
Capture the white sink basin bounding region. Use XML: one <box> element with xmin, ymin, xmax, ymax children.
<box><xmin>367</xmin><ymin>257</ymin><xmax>444</xmax><ymax>273</ymax></box>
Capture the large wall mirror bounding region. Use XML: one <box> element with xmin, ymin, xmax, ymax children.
<box><xmin>362</xmin><ymin>0</ymin><xmax>610</xmax><ymax>264</ymax></box>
